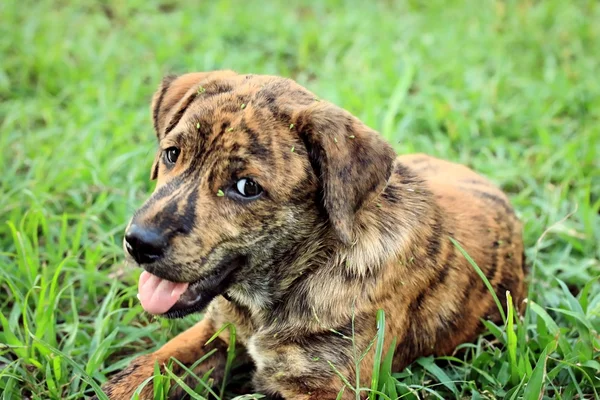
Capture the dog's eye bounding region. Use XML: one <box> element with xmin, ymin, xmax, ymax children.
<box><xmin>164</xmin><ymin>147</ymin><xmax>180</xmax><ymax>164</ymax></box>
<box><xmin>236</xmin><ymin>178</ymin><xmax>262</xmax><ymax>198</ymax></box>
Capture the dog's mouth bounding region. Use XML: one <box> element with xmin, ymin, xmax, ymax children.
<box><xmin>137</xmin><ymin>255</ymin><xmax>245</xmax><ymax>319</ymax></box>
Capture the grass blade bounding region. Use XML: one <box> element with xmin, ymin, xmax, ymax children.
<box><xmin>415</xmin><ymin>357</ymin><xmax>458</xmax><ymax>396</ymax></box>
<box><xmin>529</xmin><ymin>301</ymin><xmax>571</xmax><ymax>356</ymax></box>
<box><xmin>163</xmin><ymin>362</ymin><xmax>209</xmax><ymax>400</ymax></box>
<box><xmin>369</xmin><ymin>309</ymin><xmax>386</xmax><ymax>400</ymax></box>
<box><xmin>506</xmin><ymin>291</ymin><xmax>519</xmax><ymax>385</ymax></box>
<box><xmin>523</xmin><ymin>339</ymin><xmax>557</xmax><ymax>400</ymax></box>
<box><xmin>450</xmin><ymin>237</ymin><xmax>506</xmax><ymax>324</ymax></box>
<box><xmin>28</xmin><ymin>334</ymin><xmax>109</xmax><ymax>400</ymax></box>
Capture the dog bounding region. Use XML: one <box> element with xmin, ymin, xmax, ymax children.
<box><xmin>99</xmin><ymin>71</ymin><xmax>526</xmax><ymax>399</ymax></box>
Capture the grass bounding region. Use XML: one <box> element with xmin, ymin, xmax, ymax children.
<box><xmin>1</xmin><ymin>0</ymin><xmax>599</xmax><ymax>398</ymax></box>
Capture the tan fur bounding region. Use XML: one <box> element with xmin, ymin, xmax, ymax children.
<box><xmin>98</xmin><ymin>71</ymin><xmax>526</xmax><ymax>399</ymax></box>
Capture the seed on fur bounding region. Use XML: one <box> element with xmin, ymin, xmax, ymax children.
<box><xmin>241</xmin><ymin>103</ymin><xmax>246</xmax><ymax>109</ymax></box>
<box><xmin>227</xmin><ymin>127</ymin><xmax>234</xmax><ymax>132</ymax></box>
<box><xmin>217</xmin><ymin>189</ymin><xmax>225</xmax><ymax>197</ymax></box>
<box><xmin>291</xmin><ymin>146</ymin><xmax>295</xmax><ymax>152</ymax></box>
<box><xmin>333</xmin><ymin>137</ymin><xmax>338</xmax><ymax>143</ymax></box>
<box><xmin>349</xmin><ymin>135</ymin><xmax>355</xmax><ymax>139</ymax></box>
<box><xmin>196</xmin><ymin>122</ymin><xmax>200</xmax><ymax>129</ymax></box>
<box><xmin>376</xmin><ymin>203</ymin><xmax>382</xmax><ymax>208</ymax></box>
<box><xmin>312</xmin><ymin>357</ymin><xmax>320</xmax><ymax>361</ymax></box>
<box><xmin>197</xmin><ymin>86</ymin><xmax>205</xmax><ymax>94</ymax></box>
<box><xmin>289</xmin><ymin>123</ymin><xmax>294</xmax><ymax>130</ymax></box>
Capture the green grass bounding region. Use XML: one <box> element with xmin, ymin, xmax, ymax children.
<box><xmin>1</xmin><ymin>0</ymin><xmax>599</xmax><ymax>398</ymax></box>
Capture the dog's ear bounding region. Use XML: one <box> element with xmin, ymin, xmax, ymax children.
<box><xmin>149</xmin><ymin>151</ymin><xmax>161</xmax><ymax>181</ymax></box>
<box><xmin>150</xmin><ymin>73</ymin><xmax>180</xmax><ymax>141</ymax></box>
<box><xmin>149</xmin><ymin>71</ymin><xmax>237</xmax><ymax>180</ymax></box>
<box><xmin>151</xmin><ymin>71</ymin><xmax>235</xmax><ymax>140</ymax></box>
<box><xmin>295</xmin><ymin>102</ymin><xmax>396</xmax><ymax>245</ymax></box>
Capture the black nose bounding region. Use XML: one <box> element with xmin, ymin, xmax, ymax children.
<box><xmin>124</xmin><ymin>224</ymin><xmax>167</xmax><ymax>264</ymax></box>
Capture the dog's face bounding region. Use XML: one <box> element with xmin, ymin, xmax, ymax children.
<box><xmin>125</xmin><ymin>71</ymin><xmax>396</xmax><ymax>317</ymax></box>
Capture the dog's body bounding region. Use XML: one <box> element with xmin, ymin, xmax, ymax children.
<box><xmin>101</xmin><ymin>71</ymin><xmax>526</xmax><ymax>399</ymax></box>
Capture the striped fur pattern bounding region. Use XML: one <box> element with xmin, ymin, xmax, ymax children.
<box><xmin>100</xmin><ymin>71</ymin><xmax>526</xmax><ymax>399</ymax></box>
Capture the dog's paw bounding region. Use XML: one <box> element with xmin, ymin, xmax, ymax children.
<box><xmin>98</xmin><ymin>354</ymin><xmax>158</xmax><ymax>400</ymax></box>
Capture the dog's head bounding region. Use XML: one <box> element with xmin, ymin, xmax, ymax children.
<box><xmin>126</xmin><ymin>71</ymin><xmax>396</xmax><ymax>317</ymax></box>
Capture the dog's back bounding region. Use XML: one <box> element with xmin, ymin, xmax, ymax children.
<box><xmin>380</xmin><ymin>153</ymin><xmax>526</xmax><ymax>367</ymax></box>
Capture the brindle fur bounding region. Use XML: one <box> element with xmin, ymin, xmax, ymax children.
<box><xmin>99</xmin><ymin>71</ymin><xmax>526</xmax><ymax>399</ymax></box>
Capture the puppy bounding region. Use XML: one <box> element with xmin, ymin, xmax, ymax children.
<box><xmin>100</xmin><ymin>71</ymin><xmax>526</xmax><ymax>399</ymax></box>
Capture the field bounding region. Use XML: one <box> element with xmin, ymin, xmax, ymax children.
<box><xmin>1</xmin><ymin>0</ymin><xmax>599</xmax><ymax>399</ymax></box>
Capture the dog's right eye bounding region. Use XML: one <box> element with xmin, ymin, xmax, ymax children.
<box><xmin>164</xmin><ymin>147</ymin><xmax>180</xmax><ymax>165</ymax></box>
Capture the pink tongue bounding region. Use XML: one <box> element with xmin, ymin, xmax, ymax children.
<box><xmin>137</xmin><ymin>271</ymin><xmax>189</xmax><ymax>315</ymax></box>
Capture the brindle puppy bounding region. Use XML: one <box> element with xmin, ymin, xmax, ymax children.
<box><xmin>99</xmin><ymin>71</ymin><xmax>526</xmax><ymax>399</ymax></box>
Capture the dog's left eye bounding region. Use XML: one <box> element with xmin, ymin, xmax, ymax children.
<box><xmin>236</xmin><ymin>178</ymin><xmax>263</xmax><ymax>198</ymax></box>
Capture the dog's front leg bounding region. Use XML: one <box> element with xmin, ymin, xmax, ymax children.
<box><xmin>251</xmin><ymin>342</ymin><xmax>360</xmax><ymax>400</ymax></box>
<box><xmin>255</xmin><ymin>372</ymin><xmax>357</xmax><ymax>400</ymax></box>
<box><xmin>98</xmin><ymin>317</ymin><xmax>229</xmax><ymax>400</ymax></box>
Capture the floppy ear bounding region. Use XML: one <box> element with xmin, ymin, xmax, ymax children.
<box><xmin>148</xmin><ymin>70</ymin><xmax>237</xmax><ymax>180</ymax></box>
<box><xmin>295</xmin><ymin>102</ymin><xmax>396</xmax><ymax>245</ymax></box>
<box><xmin>150</xmin><ymin>73</ymin><xmax>180</xmax><ymax>140</ymax></box>
<box><xmin>149</xmin><ymin>151</ymin><xmax>162</xmax><ymax>181</ymax></box>
<box><xmin>150</xmin><ymin>71</ymin><xmax>237</xmax><ymax>140</ymax></box>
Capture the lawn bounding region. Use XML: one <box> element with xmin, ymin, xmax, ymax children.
<box><xmin>1</xmin><ymin>0</ymin><xmax>599</xmax><ymax>398</ymax></box>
